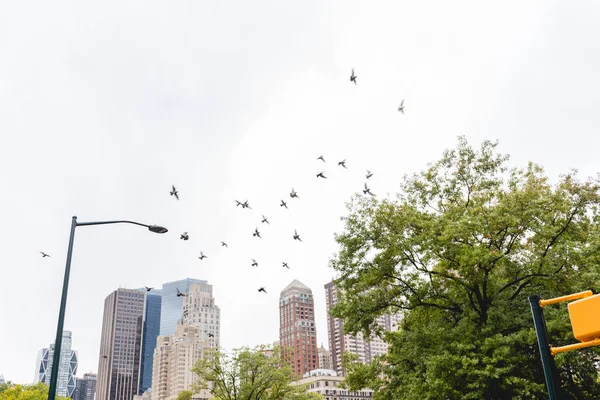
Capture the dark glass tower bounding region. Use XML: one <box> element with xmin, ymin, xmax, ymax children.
<box><xmin>139</xmin><ymin>294</ymin><xmax>161</xmax><ymax>393</ymax></box>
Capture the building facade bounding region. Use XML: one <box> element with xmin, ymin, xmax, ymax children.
<box><xmin>0</xmin><ymin>374</ymin><xmax>5</xmax><ymax>385</ymax></box>
<box><xmin>180</xmin><ymin>282</ymin><xmax>220</xmax><ymax>348</ymax></box>
<box><xmin>96</xmin><ymin>289</ymin><xmax>146</xmax><ymax>400</ymax></box>
<box><xmin>279</xmin><ymin>280</ymin><xmax>318</xmax><ymax>377</ymax></box>
<box><xmin>291</xmin><ymin>369</ymin><xmax>373</xmax><ymax>400</ymax></box>
<box><xmin>33</xmin><ymin>330</ymin><xmax>78</xmax><ymax>397</ymax></box>
<box><xmin>140</xmin><ymin>294</ymin><xmax>162</xmax><ymax>394</ymax></box>
<box><xmin>318</xmin><ymin>344</ymin><xmax>332</xmax><ymax>370</ymax></box>
<box><xmin>151</xmin><ymin>323</ymin><xmax>211</xmax><ymax>400</ymax></box>
<box><xmin>73</xmin><ymin>373</ymin><xmax>97</xmax><ymax>400</ymax></box>
<box><xmin>324</xmin><ymin>281</ymin><xmax>402</xmax><ymax>375</ymax></box>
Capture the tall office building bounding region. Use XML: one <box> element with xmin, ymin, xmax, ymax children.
<box><xmin>317</xmin><ymin>344</ymin><xmax>332</xmax><ymax>370</ymax></box>
<box><xmin>73</xmin><ymin>373</ymin><xmax>97</xmax><ymax>400</ymax></box>
<box><xmin>149</xmin><ymin>279</ymin><xmax>208</xmax><ymax>336</ymax></box>
<box><xmin>181</xmin><ymin>282</ymin><xmax>220</xmax><ymax>348</ymax></box>
<box><xmin>324</xmin><ymin>281</ymin><xmax>402</xmax><ymax>375</ymax></box>
<box><xmin>279</xmin><ymin>280</ymin><xmax>318</xmax><ymax>377</ymax></box>
<box><xmin>151</xmin><ymin>323</ymin><xmax>211</xmax><ymax>400</ymax></box>
<box><xmin>33</xmin><ymin>330</ymin><xmax>78</xmax><ymax>397</ymax></box>
<box><xmin>96</xmin><ymin>289</ymin><xmax>146</xmax><ymax>400</ymax></box>
<box><xmin>139</xmin><ymin>294</ymin><xmax>162</xmax><ymax>394</ymax></box>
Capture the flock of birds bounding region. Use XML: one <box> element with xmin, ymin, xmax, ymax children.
<box><xmin>40</xmin><ymin>68</ymin><xmax>404</xmax><ymax>299</ymax></box>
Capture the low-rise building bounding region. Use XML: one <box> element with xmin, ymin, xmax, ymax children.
<box><xmin>291</xmin><ymin>369</ymin><xmax>373</xmax><ymax>400</ymax></box>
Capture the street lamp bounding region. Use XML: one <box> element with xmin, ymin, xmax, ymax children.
<box><xmin>48</xmin><ymin>216</ymin><xmax>167</xmax><ymax>400</ymax></box>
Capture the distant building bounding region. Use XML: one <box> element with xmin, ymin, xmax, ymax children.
<box><xmin>33</xmin><ymin>330</ymin><xmax>78</xmax><ymax>397</ymax></box>
<box><xmin>140</xmin><ymin>294</ymin><xmax>162</xmax><ymax>394</ymax></box>
<box><xmin>279</xmin><ymin>280</ymin><xmax>318</xmax><ymax>377</ymax></box>
<box><xmin>151</xmin><ymin>323</ymin><xmax>211</xmax><ymax>400</ymax></box>
<box><xmin>0</xmin><ymin>374</ymin><xmax>5</xmax><ymax>384</ymax></box>
<box><xmin>291</xmin><ymin>369</ymin><xmax>373</xmax><ymax>399</ymax></box>
<box><xmin>325</xmin><ymin>281</ymin><xmax>402</xmax><ymax>375</ymax></box>
<box><xmin>318</xmin><ymin>344</ymin><xmax>332</xmax><ymax>370</ymax></box>
<box><xmin>96</xmin><ymin>289</ymin><xmax>146</xmax><ymax>400</ymax></box>
<box><xmin>180</xmin><ymin>282</ymin><xmax>221</xmax><ymax>348</ymax></box>
<box><xmin>73</xmin><ymin>373</ymin><xmax>97</xmax><ymax>400</ymax></box>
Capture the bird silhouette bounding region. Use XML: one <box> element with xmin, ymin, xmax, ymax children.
<box><xmin>253</xmin><ymin>228</ymin><xmax>262</xmax><ymax>239</ymax></box>
<box><xmin>208</xmin><ymin>333</ymin><xmax>215</xmax><ymax>338</ymax></box>
<box><xmin>293</xmin><ymin>230</ymin><xmax>302</xmax><ymax>242</ymax></box>
<box><xmin>258</xmin><ymin>287</ymin><xmax>267</xmax><ymax>294</ymax></box>
<box><xmin>366</xmin><ymin>170</ymin><xmax>373</xmax><ymax>179</ymax></box>
<box><xmin>40</xmin><ymin>252</ymin><xmax>50</xmax><ymax>258</ymax></box>
<box><xmin>243</xmin><ymin>200</ymin><xmax>252</xmax><ymax>209</ymax></box>
<box><xmin>180</xmin><ymin>232</ymin><xmax>189</xmax><ymax>240</ymax></box>
<box><xmin>261</xmin><ymin>215</ymin><xmax>270</xmax><ymax>224</ymax></box>
<box><xmin>102</xmin><ymin>355</ymin><xmax>108</xmax><ymax>359</ymax></box>
<box><xmin>290</xmin><ymin>188</ymin><xmax>299</xmax><ymax>199</ymax></box>
<box><xmin>221</xmin><ymin>241</ymin><xmax>228</xmax><ymax>248</ymax></box>
<box><xmin>199</xmin><ymin>252</ymin><xmax>207</xmax><ymax>260</ymax></box>
<box><xmin>170</xmin><ymin>185</ymin><xmax>179</xmax><ymax>200</ymax></box>
<box><xmin>144</xmin><ymin>286</ymin><xmax>153</xmax><ymax>292</ymax></box>
<box><xmin>282</xmin><ymin>262</ymin><xmax>290</xmax><ymax>269</ymax></box>
<box><xmin>235</xmin><ymin>200</ymin><xmax>243</xmax><ymax>207</ymax></box>
<box><xmin>398</xmin><ymin>99</ymin><xmax>405</xmax><ymax>114</ymax></box>
<box><xmin>280</xmin><ymin>200</ymin><xmax>288</xmax><ymax>209</ymax></box>
<box><xmin>251</xmin><ymin>259</ymin><xmax>258</xmax><ymax>267</ymax></box>
<box><xmin>176</xmin><ymin>288</ymin><xmax>187</xmax><ymax>297</ymax></box>
<box><xmin>363</xmin><ymin>183</ymin><xmax>375</xmax><ymax>196</ymax></box>
<box><xmin>316</xmin><ymin>172</ymin><xmax>327</xmax><ymax>179</ymax></box>
<box><xmin>350</xmin><ymin>69</ymin><xmax>357</xmax><ymax>84</ymax></box>
<box><xmin>317</xmin><ymin>155</ymin><xmax>325</xmax><ymax>162</ymax></box>
<box><xmin>338</xmin><ymin>160</ymin><xmax>347</xmax><ymax>169</ymax></box>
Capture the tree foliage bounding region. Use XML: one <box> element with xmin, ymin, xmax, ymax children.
<box><xmin>331</xmin><ymin>137</ymin><xmax>600</xmax><ymax>399</ymax></box>
<box><xmin>0</xmin><ymin>383</ymin><xmax>68</xmax><ymax>400</ymax></box>
<box><xmin>192</xmin><ymin>345</ymin><xmax>322</xmax><ymax>400</ymax></box>
<box><xmin>176</xmin><ymin>390</ymin><xmax>193</xmax><ymax>400</ymax></box>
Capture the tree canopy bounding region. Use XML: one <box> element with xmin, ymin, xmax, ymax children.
<box><xmin>192</xmin><ymin>345</ymin><xmax>322</xmax><ymax>400</ymax></box>
<box><xmin>331</xmin><ymin>137</ymin><xmax>600</xmax><ymax>399</ymax></box>
<box><xmin>0</xmin><ymin>382</ymin><xmax>68</xmax><ymax>400</ymax></box>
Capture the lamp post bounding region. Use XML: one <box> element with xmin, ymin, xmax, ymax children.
<box><xmin>47</xmin><ymin>216</ymin><xmax>167</xmax><ymax>400</ymax></box>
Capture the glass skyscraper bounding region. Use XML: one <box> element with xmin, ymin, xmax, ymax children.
<box><xmin>139</xmin><ymin>294</ymin><xmax>161</xmax><ymax>394</ymax></box>
<box><xmin>151</xmin><ymin>278</ymin><xmax>207</xmax><ymax>336</ymax></box>
<box><xmin>33</xmin><ymin>330</ymin><xmax>78</xmax><ymax>398</ymax></box>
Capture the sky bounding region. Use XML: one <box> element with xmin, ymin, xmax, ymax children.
<box><xmin>2</xmin><ymin>0</ymin><xmax>600</xmax><ymax>385</ymax></box>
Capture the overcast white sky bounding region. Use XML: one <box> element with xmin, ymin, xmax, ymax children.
<box><xmin>2</xmin><ymin>0</ymin><xmax>600</xmax><ymax>384</ymax></box>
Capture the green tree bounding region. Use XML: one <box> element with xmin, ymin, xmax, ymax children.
<box><xmin>0</xmin><ymin>382</ymin><xmax>68</xmax><ymax>400</ymax></box>
<box><xmin>176</xmin><ymin>390</ymin><xmax>193</xmax><ymax>400</ymax></box>
<box><xmin>192</xmin><ymin>345</ymin><xmax>322</xmax><ymax>400</ymax></box>
<box><xmin>331</xmin><ymin>137</ymin><xmax>600</xmax><ymax>399</ymax></box>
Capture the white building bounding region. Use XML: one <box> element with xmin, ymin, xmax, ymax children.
<box><xmin>33</xmin><ymin>331</ymin><xmax>78</xmax><ymax>398</ymax></box>
<box><xmin>181</xmin><ymin>282</ymin><xmax>220</xmax><ymax>348</ymax></box>
<box><xmin>318</xmin><ymin>344</ymin><xmax>332</xmax><ymax>370</ymax></box>
<box><xmin>292</xmin><ymin>369</ymin><xmax>373</xmax><ymax>400</ymax></box>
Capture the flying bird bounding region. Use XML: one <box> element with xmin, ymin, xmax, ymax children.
<box><xmin>235</xmin><ymin>200</ymin><xmax>243</xmax><ymax>207</ymax></box>
<box><xmin>290</xmin><ymin>188</ymin><xmax>299</xmax><ymax>199</ymax></box>
<box><xmin>398</xmin><ymin>99</ymin><xmax>405</xmax><ymax>114</ymax></box>
<box><xmin>208</xmin><ymin>333</ymin><xmax>215</xmax><ymax>338</ymax></box>
<box><xmin>280</xmin><ymin>200</ymin><xmax>288</xmax><ymax>209</ymax></box>
<box><xmin>170</xmin><ymin>185</ymin><xmax>179</xmax><ymax>200</ymax></box>
<box><xmin>102</xmin><ymin>355</ymin><xmax>108</xmax><ymax>359</ymax></box>
<box><xmin>258</xmin><ymin>287</ymin><xmax>267</xmax><ymax>294</ymax></box>
<box><xmin>282</xmin><ymin>262</ymin><xmax>290</xmax><ymax>269</ymax></box>
<box><xmin>221</xmin><ymin>241</ymin><xmax>228</xmax><ymax>248</ymax></box>
<box><xmin>243</xmin><ymin>200</ymin><xmax>251</xmax><ymax>209</ymax></box>
<box><xmin>363</xmin><ymin>183</ymin><xmax>375</xmax><ymax>196</ymax></box>
<box><xmin>198</xmin><ymin>252</ymin><xmax>207</xmax><ymax>260</ymax></box>
<box><xmin>251</xmin><ymin>259</ymin><xmax>258</xmax><ymax>267</ymax></box>
<box><xmin>338</xmin><ymin>159</ymin><xmax>347</xmax><ymax>169</ymax></box>
<box><xmin>176</xmin><ymin>288</ymin><xmax>187</xmax><ymax>297</ymax></box>
<box><xmin>40</xmin><ymin>252</ymin><xmax>50</xmax><ymax>258</ymax></box>
<box><xmin>261</xmin><ymin>215</ymin><xmax>270</xmax><ymax>224</ymax></box>
<box><xmin>317</xmin><ymin>155</ymin><xmax>325</xmax><ymax>162</ymax></box>
<box><xmin>144</xmin><ymin>287</ymin><xmax>153</xmax><ymax>292</ymax></box>
<box><xmin>366</xmin><ymin>170</ymin><xmax>373</xmax><ymax>179</ymax></box>
<box><xmin>316</xmin><ymin>172</ymin><xmax>327</xmax><ymax>179</ymax></box>
<box><xmin>293</xmin><ymin>229</ymin><xmax>302</xmax><ymax>242</ymax></box>
<box><xmin>180</xmin><ymin>232</ymin><xmax>189</xmax><ymax>241</ymax></box>
<box><xmin>350</xmin><ymin>69</ymin><xmax>357</xmax><ymax>84</ymax></box>
<box><xmin>253</xmin><ymin>228</ymin><xmax>262</xmax><ymax>239</ymax></box>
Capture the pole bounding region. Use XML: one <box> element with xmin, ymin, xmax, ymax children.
<box><xmin>48</xmin><ymin>216</ymin><xmax>77</xmax><ymax>400</ymax></box>
<box><xmin>529</xmin><ymin>295</ymin><xmax>562</xmax><ymax>400</ymax></box>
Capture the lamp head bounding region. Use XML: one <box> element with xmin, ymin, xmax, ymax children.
<box><xmin>148</xmin><ymin>225</ymin><xmax>168</xmax><ymax>234</ymax></box>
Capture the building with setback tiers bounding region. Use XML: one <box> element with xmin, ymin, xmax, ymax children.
<box><xmin>180</xmin><ymin>282</ymin><xmax>220</xmax><ymax>348</ymax></box>
<box><xmin>279</xmin><ymin>280</ymin><xmax>318</xmax><ymax>377</ymax></box>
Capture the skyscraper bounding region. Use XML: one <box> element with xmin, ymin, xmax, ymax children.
<box><xmin>0</xmin><ymin>374</ymin><xmax>6</xmax><ymax>385</ymax></box>
<box><xmin>149</xmin><ymin>278</ymin><xmax>208</xmax><ymax>336</ymax></box>
<box><xmin>33</xmin><ymin>330</ymin><xmax>78</xmax><ymax>397</ymax></box>
<box><xmin>73</xmin><ymin>373</ymin><xmax>97</xmax><ymax>400</ymax></box>
<box><xmin>181</xmin><ymin>282</ymin><xmax>220</xmax><ymax>348</ymax></box>
<box><xmin>324</xmin><ymin>281</ymin><xmax>402</xmax><ymax>375</ymax></box>
<box><xmin>279</xmin><ymin>280</ymin><xmax>318</xmax><ymax>377</ymax></box>
<box><xmin>318</xmin><ymin>344</ymin><xmax>332</xmax><ymax>370</ymax></box>
<box><xmin>96</xmin><ymin>289</ymin><xmax>146</xmax><ymax>400</ymax></box>
<box><xmin>139</xmin><ymin>294</ymin><xmax>161</xmax><ymax>394</ymax></box>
